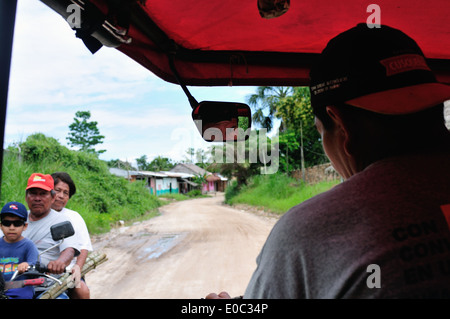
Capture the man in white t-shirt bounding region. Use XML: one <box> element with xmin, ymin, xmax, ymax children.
<box><xmin>51</xmin><ymin>172</ymin><xmax>92</xmax><ymax>299</ymax></box>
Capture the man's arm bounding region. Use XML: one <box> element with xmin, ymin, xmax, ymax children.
<box><xmin>47</xmin><ymin>247</ymin><xmax>75</xmax><ymax>274</ymax></box>
<box><xmin>76</xmin><ymin>249</ymin><xmax>88</xmax><ymax>269</ymax></box>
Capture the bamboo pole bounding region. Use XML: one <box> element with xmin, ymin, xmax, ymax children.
<box><xmin>38</xmin><ymin>251</ymin><xmax>107</xmax><ymax>299</ymax></box>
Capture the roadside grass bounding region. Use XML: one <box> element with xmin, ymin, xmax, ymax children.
<box><xmin>159</xmin><ymin>193</ymin><xmax>191</xmax><ymax>201</ymax></box>
<box><xmin>226</xmin><ymin>173</ymin><xmax>340</xmax><ymax>214</ymax></box>
<box><xmin>159</xmin><ymin>189</ymin><xmax>210</xmax><ymax>202</ymax></box>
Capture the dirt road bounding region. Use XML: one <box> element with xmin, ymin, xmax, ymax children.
<box><xmin>85</xmin><ymin>193</ymin><xmax>278</xmax><ymax>299</ymax></box>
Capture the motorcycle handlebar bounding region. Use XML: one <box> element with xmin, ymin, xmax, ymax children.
<box><xmin>35</xmin><ymin>263</ymin><xmax>49</xmax><ymax>274</ymax></box>
<box><xmin>34</xmin><ymin>262</ymin><xmax>67</xmax><ymax>274</ymax></box>
<box><xmin>9</xmin><ymin>262</ymin><xmax>65</xmax><ymax>287</ymax></box>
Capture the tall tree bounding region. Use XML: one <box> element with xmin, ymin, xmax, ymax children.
<box><xmin>136</xmin><ymin>155</ymin><xmax>175</xmax><ymax>171</ymax></box>
<box><xmin>211</xmin><ymin>129</ymin><xmax>276</xmax><ymax>186</ymax></box>
<box><xmin>247</xmin><ymin>86</ymin><xmax>293</xmax><ymax>132</ymax></box>
<box><xmin>107</xmin><ymin>158</ymin><xmax>136</xmax><ymax>170</ymax></box>
<box><xmin>136</xmin><ymin>155</ymin><xmax>149</xmax><ymax>170</ymax></box>
<box><xmin>195</xmin><ymin>149</ymin><xmax>208</xmax><ymax>168</ymax></box>
<box><xmin>275</xmin><ymin>87</ymin><xmax>328</xmax><ymax>168</ymax></box>
<box><xmin>67</xmin><ymin>111</ymin><xmax>105</xmax><ymax>154</ymax></box>
<box><xmin>185</xmin><ymin>147</ymin><xmax>195</xmax><ymax>163</ymax></box>
<box><xmin>148</xmin><ymin>156</ymin><xmax>175</xmax><ymax>171</ymax></box>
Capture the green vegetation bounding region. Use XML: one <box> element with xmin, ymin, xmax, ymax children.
<box><xmin>247</xmin><ymin>86</ymin><xmax>329</xmax><ymax>174</ymax></box>
<box><xmin>136</xmin><ymin>155</ymin><xmax>175</xmax><ymax>171</ymax></box>
<box><xmin>159</xmin><ymin>189</ymin><xmax>209</xmax><ymax>201</ymax></box>
<box><xmin>1</xmin><ymin>133</ymin><xmax>162</xmax><ymax>234</ymax></box>
<box><xmin>67</xmin><ymin>110</ymin><xmax>105</xmax><ymax>155</ymax></box>
<box><xmin>158</xmin><ymin>193</ymin><xmax>189</xmax><ymax>201</ymax></box>
<box><xmin>225</xmin><ymin>173</ymin><xmax>339</xmax><ymax>214</ymax></box>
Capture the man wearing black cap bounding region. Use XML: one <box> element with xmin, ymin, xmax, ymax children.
<box><xmin>208</xmin><ymin>24</ymin><xmax>450</xmax><ymax>299</ymax></box>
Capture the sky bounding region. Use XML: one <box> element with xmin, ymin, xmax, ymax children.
<box><xmin>5</xmin><ymin>1</ymin><xmax>259</xmax><ymax>165</ymax></box>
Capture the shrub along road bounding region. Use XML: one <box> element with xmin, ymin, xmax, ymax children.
<box><xmin>85</xmin><ymin>193</ymin><xmax>278</xmax><ymax>298</ymax></box>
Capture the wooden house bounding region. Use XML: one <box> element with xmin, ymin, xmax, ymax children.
<box><xmin>109</xmin><ymin>168</ymin><xmax>182</xmax><ymax>196</ymax></box>
<box><xmin>170</xmin><ymin>163</ymin><xmax>228</xmax><ymax>192</ymax></box>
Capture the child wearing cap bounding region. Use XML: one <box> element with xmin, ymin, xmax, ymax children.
<box><xmin>0</xmin><ymin>201</ymin><xmax>39</xmax><ymax>299</ymax></box>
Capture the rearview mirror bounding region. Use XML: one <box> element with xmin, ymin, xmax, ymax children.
<box><xmin>192</xmin><ymin>101</ymin><xmax>252</xmax><ymax>142</ymax></box>
<box><xmin>50</xmin><ymin>221</ymin><xmax>75</xmax><ymax>241</ymax></box>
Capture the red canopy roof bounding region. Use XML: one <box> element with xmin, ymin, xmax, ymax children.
<box><xmin>46</xmin><ymin>0</ymin><xmax>450</xmax><ymax>86</ymax></box>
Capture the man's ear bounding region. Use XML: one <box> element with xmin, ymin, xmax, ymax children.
<box><xmin>50</xmin><ymin>190</ymin><xmax>57</xmax><ymax>204</ymax></box>
<box><xmin>325</xmin><ymin>106</ymin><xmax>353</xmax><ymax>156</ymax></box>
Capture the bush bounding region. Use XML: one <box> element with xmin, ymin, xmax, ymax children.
<box><xmin>186</xmin><ymin>189</ymin><xmax>203</xmax><ymax>197</ymax></box>
<box><xmin>224</xmin><ymin>180</ymin><xmax>240</xmax><ymax>203</ymax></box>
<box><xmin>226</xmin><ymin>173</ymin><xmax>339</xmax><ymax>214</ymax></box>
<box><xmin>159</xmin><ymin>189</ymin><xmax>207</xmax><ymax>201</ymax></box>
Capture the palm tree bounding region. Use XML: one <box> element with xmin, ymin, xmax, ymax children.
<box><xmin>246</xmin><ymin>86</ymin><xmax>293</xmax><ymax>132</ymax></box>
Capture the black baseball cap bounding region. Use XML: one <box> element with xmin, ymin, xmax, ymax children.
<box><xmin>309</xmin><ymin>23</ymin><xmax>450</xmax><ymax>114</ymax></box>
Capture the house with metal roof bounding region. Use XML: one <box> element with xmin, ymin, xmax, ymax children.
<box><xmin>170</xmin><ymin>163</ymin><xmax>228</xmax><ymax>192</ymax></box>
<box><xmin>110</xmin><ymin>163</ymin><xmax>228</xmax><ymax>195</ymax></box>
<box><xmin>109</xmin><ymin>168</ymin><xmax>182</xmax><ymax>196</ymax></box>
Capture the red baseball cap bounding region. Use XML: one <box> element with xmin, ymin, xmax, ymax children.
<box><xmin>26</xmin><ymin>173</ymin><xmax>54</xmax><ymax>191</ymax></box>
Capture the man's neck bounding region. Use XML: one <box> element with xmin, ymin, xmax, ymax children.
<box><xmin>29</xmin><ymin>209</ymin><xmax>52</xmax><ymax>222</ymax></box>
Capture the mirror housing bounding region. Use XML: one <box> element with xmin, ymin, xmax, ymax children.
<box><xmin>192</xmin><ymin>101</ymin><xmax>251</xmax><ymax>142</ymax></box>
<box><xmin>50</xmin><ymin>221</ymin><xmax>75</xmax><ymax>241</ymax></box>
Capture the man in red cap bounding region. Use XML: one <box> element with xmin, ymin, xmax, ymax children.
<box><xmin>208</xmin><ymin>24</ymin><xmax>450</xmax><ymax>299</ymax></box>
<box><xmin>23</xmin><ymin>173</ymin><xmax>80</xmax><ymax>294</ymax></box>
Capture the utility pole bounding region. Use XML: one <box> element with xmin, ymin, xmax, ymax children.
<box><xmin>300</xmin><ymin>120</ymin><xmax>305</xmax><ymax>183</ymax></box>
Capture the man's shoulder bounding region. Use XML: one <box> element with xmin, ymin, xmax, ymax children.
<box><xmin>286</xmin><ymin>180</ymin><xmax>346</xmax><ymax>214</ymax></box>
<box><xmin>273</xmin><ymin>183</ymin><xmax>342</xmax><ymax>235</ymax></box>
<box><xmin>34</xmin><ymin>210</ymin><xmax>72</xmax><ymax>231</ymax></box>
<box><xmin>48</xmin><ymin>209</ymin><xmax>71</xmax><ymax>221</ymax></box>
<box><xmin>26</xmin><ymin>210</ymin><xmax>71</xmax><ymax>234</ymax></box>
<box><xmin>277</xmin><ymin>170</ymin><xmax>372</xmax><ymax>234</ymax></box>
<box><xmin>60</xmin><ymin>207</ymin><xmax>81</xmax><ymax>218</ymax></box>
<box><xmin>60</xmin><ymin>207</ymin><xmax>75</xmax><ymax>213</ymax></box>
<box><xmin>59</xmin><ymin>208</ymin><xmax>85</xmax><ymax>225</ymax></box>
<box><xmin>279</xmin><ymin>151</ymin><xmax>450</xmax><ymax>228</ymax></box>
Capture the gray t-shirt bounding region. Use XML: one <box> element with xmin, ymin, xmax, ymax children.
<box><xmin>23</xmin><ymin>209</ymin><xmax>80</xmax><ymax>267</ymax></box>
<box><xmin>244</xmin><ymin>152</ymin><xmax>450</xmax><ymax>298</ymax></box>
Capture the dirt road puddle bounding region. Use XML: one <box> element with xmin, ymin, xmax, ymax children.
<box><xmin>137</xmin><ymin>232</ymin><xmax>187</xmax><ymax>260</ymax></box>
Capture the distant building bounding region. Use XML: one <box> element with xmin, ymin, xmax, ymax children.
<box><xmin>138</xmin><ymin>171</ymin><xmax>180</xmax><ymax>196</ymax></box>
<box><xmin>170</xmin><ymin>163</ymin><xmax>228</xmax><ymax>192</ymax></box>
<box><xmin>109</xmin><ymin>163</ymin><xmax>228</xmax><ymax>195</ymax></box>
<box><xmin>161</xmin><ymin>171</ymin><xmax>197</xmax><ymax>194</ymax></box>
<box><xmin>170</xmin><ymin>163</ymin><xmax>209</xmax><ymax>176</ymax></box>
<box><xmin>109</xmin><ymin>168</ymin><xmax>191</xmax><ymax>196</ymax></box>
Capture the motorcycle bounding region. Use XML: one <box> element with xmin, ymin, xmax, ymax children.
<box><xmin>1</xmin><ymin>272</ymin><xmax>45</xmax><ymax>299</ymax></box>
